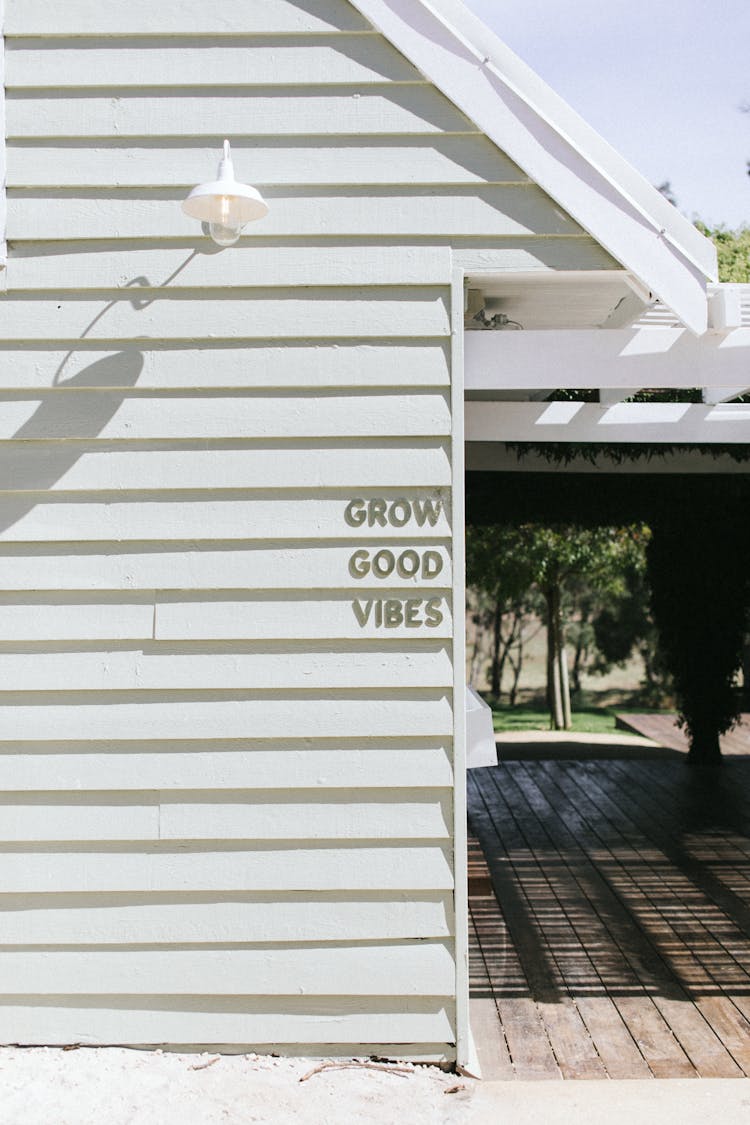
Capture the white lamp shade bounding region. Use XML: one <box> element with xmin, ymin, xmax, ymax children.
<box><xmin>182</xmin><ymin>180</ymin><xmax>269</xmax><ymax>225</ymax></box>
<box><xmin>181</xmin><ymin>141</ymin><xmax>269</xmax><ymax>241</ymax></box>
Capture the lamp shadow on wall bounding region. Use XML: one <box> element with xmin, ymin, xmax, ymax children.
<box><xmin>0</xmin><ymin>251</ymin><xmax>200</xmax><ymax>535</ymax></box>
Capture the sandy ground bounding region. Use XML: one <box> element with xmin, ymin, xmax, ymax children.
<box><xmin>0</xmin><ymin>1048</ymin><xmax>477</xmax><ymax>1125</ymax></box>
<box><xmin>3</xmin><ymin>1048</ymin><xmax>750</xmax><ymax>1124</ymax></box>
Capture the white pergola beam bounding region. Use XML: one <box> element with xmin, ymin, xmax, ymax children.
<box><xmin>466</xmin><ymin>327</ymin><xmax>750</xmax><ymax>391</ymax></box>
<box><xmin>702</xmin><ymin>386</ymin><xmax>750</xmax><ymax>405</ymax></box>
<box><xmin>466</xmin><ymin>401</ymin><xmax>750</xmax><ymax>444</ymax></box>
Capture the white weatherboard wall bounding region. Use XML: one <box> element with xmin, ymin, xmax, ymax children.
<box><xmin>0</xmin><ymin>0</ymin><xmax>612</xmax><ymax>1060</ymax></box>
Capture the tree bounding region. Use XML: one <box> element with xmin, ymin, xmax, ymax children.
<box><xmin>590</xmin><ymin>565</ymin><xmax>670</xmax><ymax>705</ymax></box>
<box><xmin>509</xmin><ymin>525</ymin><xmax>650</xmax><ymax>730</ymax></box>
<box><xmin>695</xmin><ymin>222</ymin><xmax>750</xmax><ymax>284</ymax></box>
<box><xmin>465</xmin><ymin>525</ymin><xmax>536</xmax><ymax>698</ymax></box>
<box><xmin>467</xmin><ymin>522</ymin><xmax>650</xmax><ymax>730</ymax></box>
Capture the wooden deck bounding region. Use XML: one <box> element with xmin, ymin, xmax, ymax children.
<box><xmin>616</xmin><ymin>712</ymin><xmax>750</xmax><ymax>755</ymax></box>
<box><xmin>467</xmin><ymin>754</ymin><xmax>750</xmax><ymax>1080</ymax></box>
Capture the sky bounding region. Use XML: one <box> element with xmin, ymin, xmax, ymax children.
<box><xmin>461</xmin><ymin>0</ymin><xmax>750</xmax><ymax>230</ymax></box>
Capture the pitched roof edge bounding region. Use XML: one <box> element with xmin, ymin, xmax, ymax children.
<box><xmin>349</xmin><ymin>0</ymin><xmax>718</xmax><ymax>333</ymax></box>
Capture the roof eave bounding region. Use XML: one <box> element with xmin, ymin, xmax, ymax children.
<box><xmin>349</xmin><ymin>0</ymin><xmax>718</xmax><ymax>334</ymax></box>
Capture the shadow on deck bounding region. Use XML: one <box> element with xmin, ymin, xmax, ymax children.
<box><xmin>467</xmin><ymin>749</ymin><xmax>750</xmax><ymax>1080</ymax></box>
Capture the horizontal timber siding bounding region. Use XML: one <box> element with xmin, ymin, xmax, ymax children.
<box><xmin>7</xmin><ymin>139</ymin><xmax>529</xmax><ymax>188</ymax></box>
<box><xmin>6</xmin><ymin>89</ymin><xmax>475</xmax><ymax>139</ymax></box>
<box><xmin>0</xmin><ymin>788</ymin><xmax>453</xmax><ymax>841</ymax></box>
<box><xmin>0</xmin><ymin>893</ymin><xmax>455</xmax><ymax>944</ymax></box>
<box><xmin>0</xmin><ymin>1004</ymin><xmax>456</xmax><ymax>1054</ymax></box>
<box><xmin>5</xmin><ymin>1</ymin><xmax>373</xmax><ymax>35</ymax></box>
<box><xmin>0</xmin><ymin>945</ymin><xmax>456</xmax><ymax>995</ymax></box>
<box><xmin>0</xmin><ymin>0</ymin><xmax>606</xmax><ymax>1059</ymax></box>
<box><xmin>0</xmin><ymin>441</ymin><xmax>453</xmax><ymax>487</ymax></box>
<box><xmin>0</xmin><ymin>493</ymin><xmax>452</xmax><ymax>540</ymax></box>
<box><xmin>0</xmin><ymin>741</ymin><xmax>454</xmax><ymax>790</ymax></box>
<box><xmin>0</xmin><ymin>646</ymin><xmax>453</xmax><ymax>688</ymax></box>
<box><xmin>0</xmin><ymin>291</ymin><xmax>452</xmax><ymax>338</ymax></box>
<box><xmin>6</xmin><ymin>37</ymin><xmax>426</xmax><ymax>88</ymax></box>
<box><xmin>0</xmin><ymin>549</ymin><xmax>453</xmax><ymax>590</ymax></box>
<box><xmin>0</xmin><ymin>694</ymin><xmax>455</xmax><ymax>738</ymax></box>
<box><xmin>3</xmin><ymin>247</ymin><xmax>457</xmax><ymax>290</ymax></box>
<box><xmin>6</xmin><ymin>188</ymin><xmax>579</xmax><ymax>241</ymax></box>
<box><xmin>0</xmin><ymin>846</ymin><xmax>454</xmax><ymax>893</ymax></box>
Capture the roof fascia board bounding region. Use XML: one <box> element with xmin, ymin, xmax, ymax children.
<box><xmin>349</xmin><ymin>0</ymin><xmax>716</xmax><ymax>333</ymax></box>
<box><xmin>413</xmin><ymin>0</ymin><xmax>716</xmax><ymax>280</ymax></box>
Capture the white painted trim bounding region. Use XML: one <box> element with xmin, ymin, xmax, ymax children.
<box><xmin>349</xmin><ymin>0</ymin><xmax>715</xmax><ymax>332</ymax></box>
<box><xmin>466</xmin><ymin>327</ymin><xmax>750</xmax><ymax>392</ymax></box>
<box><xmin>450</xmin><ymin>265</ymin><xmax>469</xmax><ymax>1068</ymax></box>
<box><xmin>466</xmin><ymin>401</ymin><xmax>750</xmax><ymax>443</ymax></box>
<box><xmin>709</xmin><ymin>286</ymin><xmax>743</xmax><ymax>332</ymax></box>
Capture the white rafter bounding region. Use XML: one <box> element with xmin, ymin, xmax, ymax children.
<box><xmin>466</xmin><ymin>401</ymin><xmax>750</xmax><ymax>444</ymax></box>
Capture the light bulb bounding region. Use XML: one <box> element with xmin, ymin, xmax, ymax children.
<box><xmin>208</xmin><ymin>194</ymin><xmax>242</xmax><ymax>246</ymax></box>
<box><xmin>209</xmin><ymin>222</ymin><xmax>241</xmax><ymax>246</ymax></box>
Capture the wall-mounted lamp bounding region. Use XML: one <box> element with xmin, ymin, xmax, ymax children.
<box><xmin>182</xmin><ymin>140</ymin><xmax>269</xmax><ymax>246</ymax></box>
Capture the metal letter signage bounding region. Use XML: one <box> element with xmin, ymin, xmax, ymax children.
<box><xmin>346</xmin><ymin>497</ymin><xmax>446</xmax><ymax>630</ymax></box>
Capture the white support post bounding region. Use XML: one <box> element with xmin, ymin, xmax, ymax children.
<box><xmin>450</xmin><ymin>267</ymin><xmax>469</xmax><ymax>1071</ymax></box>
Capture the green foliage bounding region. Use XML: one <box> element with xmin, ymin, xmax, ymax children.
<box><xmin>506</xmin><ymin>440</ymin><xmax>750</xmax><ymax>466</ymax></box>
<box><xmin>467</xmin><ymin>473</ymin><xmax>750</xmax><ymax>758</ymax></box>
<box><xmin>466</xmin><ymin>522</ymin><xmax>649</xmax><ymax>630</ymax></box>
<box><xmin>504</xmin><ymin>523</ymin><xmax>648</xmax><ymax>596</ymax></box>
<box><xmin>695</xmin><ymin>222</ymin><xmax>750</xmax><ymax>283</ymax></box>
<box><xmin>590</xmin><ymin>566</ymin><xmax>671</xmax><ymax>704</ymax></box>
<box><xmin>465</xmin><ymin>526</ymin><xmax>540</xmax><ymax>699</ymax></box>
<box><xmin>465</xmin><ymin>524</ymin><xmax>535</xmax><ymax>603</ymax></box>
<box><xmin>593</xmin><ymin>595</ymin><xmax>642</xmax><ymax>665</ymax></box>
<box><xmin>466</xmin><ymin>521</ymin><xmax>653</xmax><ymax>722</ymax></box>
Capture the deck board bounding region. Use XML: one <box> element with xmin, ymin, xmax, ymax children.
<box><xmin>616</xmin><ymin>713</ymin><xmax>750</xmax><ymax>755</ymax></box>
<box><xmin>468</xmin><ymin>752</ymin><xmax>750</xmax><ymax>1079</ymax></box>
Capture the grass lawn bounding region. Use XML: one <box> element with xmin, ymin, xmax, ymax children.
<box><xmin>489</xmin><ymin>702</ymin><xmax>665</xmax><ymax>735</ymax></box>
